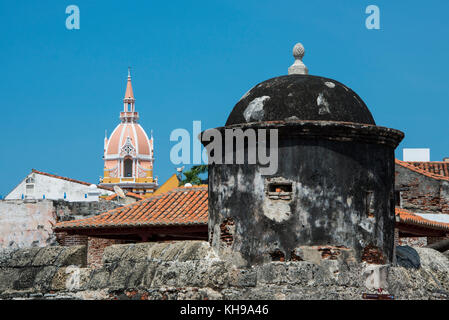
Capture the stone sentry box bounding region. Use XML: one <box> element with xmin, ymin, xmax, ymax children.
<box><xmin>202</xmin><ymin>43</ymin><xmax>404</xmax><ymax>267</ymax></box>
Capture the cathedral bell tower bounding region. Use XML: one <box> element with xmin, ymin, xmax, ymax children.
<box><xmin>101</xmin><ymin>69</ymin><xmax>158</xmax><ymax>196</ymax></box>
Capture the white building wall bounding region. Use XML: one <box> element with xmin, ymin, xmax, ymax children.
<box><xmin>0</xmin><ymin>199</ymin><xmax>121</xmax><ymax>249</ymax></box>
<box><xmin>5</xmin><ymin>173</ymin><xmax>113</xmax><ymax>202</ymax></box>
<box><xmin>0</xmin><ymin>200</ymin><xmax>55</xmax><ymax>248</ymax></box>
<box><xmin>403</xmin><ymin>148</ymin><xmax>430</xmax><ymax>162</ymax></box>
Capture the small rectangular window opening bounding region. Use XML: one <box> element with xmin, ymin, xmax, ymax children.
<box><xmin>267</xmin><ymin>182</ymin><xmax>293</xmax><ymax>200</ymax></box>
<box><xmin>268</xmin><ymin>183</ymin><xmax>292</xmax><ymax>193</ymax></box>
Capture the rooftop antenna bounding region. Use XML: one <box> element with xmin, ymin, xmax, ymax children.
<box><xmin>113</xmin><ymin>185</ymin><xmax>126</xmax><ymax>204</ymax></box>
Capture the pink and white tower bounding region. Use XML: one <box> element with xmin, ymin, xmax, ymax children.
<box><xmin>101</xmin><ymin>69</ymin><xmax>157</xmax><ymax>196</ymax></box>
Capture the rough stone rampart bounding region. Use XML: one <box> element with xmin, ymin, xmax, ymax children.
<box><xmin>0</xmin><ymin>241</ymin><xmax>448</xmax><ymax>300</ymax></box>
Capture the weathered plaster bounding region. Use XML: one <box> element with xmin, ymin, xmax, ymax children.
<box><xmin>0</xmin><ymin>200</ymin><xmax>120</xmax><ymax>249</ymax></box>
<box><xmin>206</xmin><ymin>121</ymin><xmax>402</xmax><ymax>266</ymax></box>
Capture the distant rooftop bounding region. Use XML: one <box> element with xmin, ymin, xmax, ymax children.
<box><xmin>395</xmin><ymin>159</ymin><xmax>449</xmax><ymax>181</ymax></box>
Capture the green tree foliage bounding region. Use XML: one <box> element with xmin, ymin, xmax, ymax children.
<box><xmin>179</xmin><ymin>165</ymin><xmax>208</xmax><ymax>186</ymax></box>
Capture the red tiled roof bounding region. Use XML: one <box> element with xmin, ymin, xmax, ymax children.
<box><xmin>31</xmin><ymin>169</ymin><xmax>113</xmax><ymax>191</ymax></box>
<box><xmin>406</xmin><ymin>161</ymin><xmax>449</xmax><ymax>178</ymax></box>
<box><xmin>395</xmin><ymin>207</ymin><xmax>449</xmax><ymax>232</ymax></box>
<box><xmin>54</xmin><ymin>185</ymin><xmax>208</xmax><ymax>230</ymax></box>
<box><xmin>395</xmin><ymin>159</ymin><xmax>449</xmax><ymax>182</ymax></box>
<box><xmin>104</xmin><ymin>191</ymin><xmax>145</xmax><ymax>201</ymax></box>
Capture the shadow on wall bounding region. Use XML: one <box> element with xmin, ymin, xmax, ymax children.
<box><xmin>396</xmin><ymin>246</ymin><xmax>420</xmax><ymax>269</ymax></box>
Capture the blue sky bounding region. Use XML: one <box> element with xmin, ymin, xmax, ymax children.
<box><xmin>1</xmin><ymin>1</ymin><xmax>448</xmax><ymax>196</ymax></box>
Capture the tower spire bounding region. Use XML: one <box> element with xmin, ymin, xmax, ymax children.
<box><xmin>121</xmin><ymin>68</ymin><xmax>139</xmax><ymax>123</ymax></box>
<box><xmin>124</xmin><ymin>67</ymin><xmax>134</xmax><ymax>100</ymax></box>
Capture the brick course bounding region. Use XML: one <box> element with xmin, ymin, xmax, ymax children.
<box><xmin>87</xmin><ymin>237</ymin><xmax>123</xmax><ymax>268</ymax></box>
<box><xmin>398</xmin><ymin>237</ymin><xmax>427</xmax><ymax>247</ymax></box>
<box><xmin>57</xmin><ymin>232</ymin><xmax>88</xmax><ymax>246</ymax></box>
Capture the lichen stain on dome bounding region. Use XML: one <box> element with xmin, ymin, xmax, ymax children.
<box><xmin>317</xmin><ymin>93</ymin><xmax>331</xmax><ymax>115</ymax></box>
<box><xmin>243</xmin><ymin>96</ymin><xmax>270</xmax><ymax>122</ymax></box>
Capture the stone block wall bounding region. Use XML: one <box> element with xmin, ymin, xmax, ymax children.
<box><xmin>0</xmin><ymin>241</ymin><xmax>448</xmax><ymax>300</ymax></box>
<box><xmin>0</xmin><ymin>245</ymin><xmax>86</xmax><ymax>295</ymax></box>
<box><xmin>54</xmin><ymin>200</ymin><xmax>121</xmax><ymax>222</ymax></box>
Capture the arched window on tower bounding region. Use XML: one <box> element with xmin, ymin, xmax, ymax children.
<box><xmin>124</xmin><ymin>158</ymin><xmax>133</xmax><ymax>177</ymax></box>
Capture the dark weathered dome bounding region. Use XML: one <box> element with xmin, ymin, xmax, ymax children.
<box><xmin>225</xmin><ymin>74</ymin><xmax>375</xmax><ymax>126</ymax></box>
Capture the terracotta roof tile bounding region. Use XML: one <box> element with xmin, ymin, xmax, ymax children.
<box><xmin>104</xmin><ymin>191</ymin><xmax>145</xmax><ymax>201</ymax></box>
<box><xmin>406</xmin><ymin>161</ymin><xmax>449</xmax><ymax>178</ymax></box>
<box><xmin>395</xmin><ymin>159</ymin><xmax>449</xmax><ymax>181</ymax></box>
<box><xmin>54</xmin><ymin>186</ymin><xmax>208</xmax><ymax>230</ymax></box>
<box><xmin>395</xmin><ymin>207</ymin><xmax>449</xmax><ymax>232</ymax></box>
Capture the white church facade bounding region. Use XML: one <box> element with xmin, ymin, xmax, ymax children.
<box><xmin>5</xmin><ymin>169</ymin><xmax>113</xmax><ymax>202</ymax></box>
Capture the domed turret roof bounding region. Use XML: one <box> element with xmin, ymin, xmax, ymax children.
<box><xmin>105</xmin><ymin>122</ymin><xmax>152</xmax><ymax>156</ymax></box>
<box><xmin>226</xmin><ymin>74</ymin><xmax>375</xmax><ymax>126</ymax></box>
<box><xmin>225</xmin><ymin>42</ymin><xmax>375</xmax><ymax>126</ymax></box>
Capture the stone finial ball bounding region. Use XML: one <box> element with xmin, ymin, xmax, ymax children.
<box><xmin>292</xmin><ymin>43</ymin><xmax>305</xmax><ymax>59</ymax></box>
